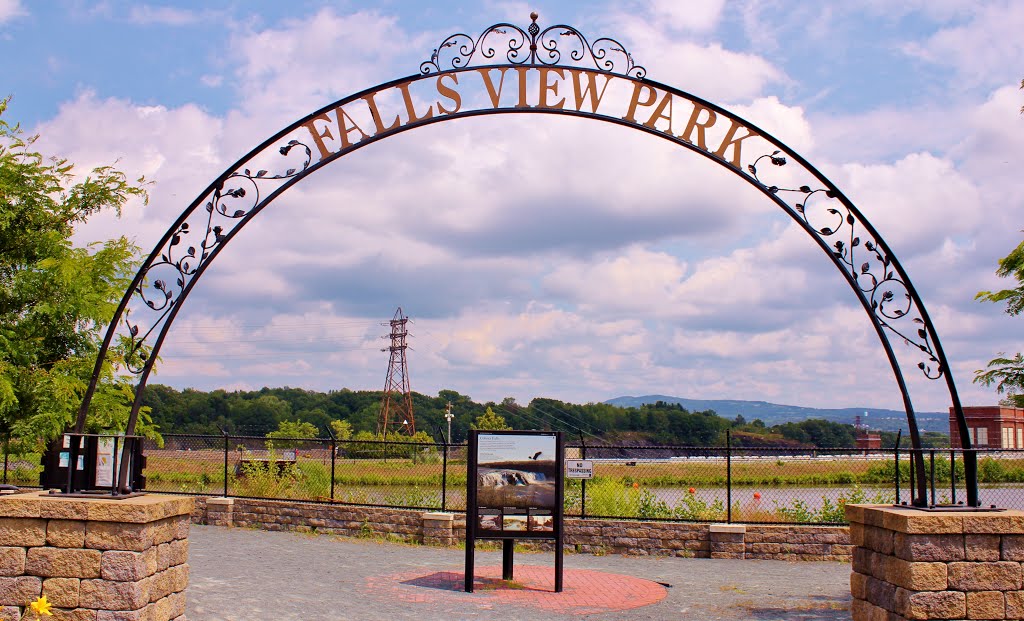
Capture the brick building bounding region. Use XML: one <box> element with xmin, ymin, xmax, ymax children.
<box><xmin>854</xmin><ymin>431</ymin><xmax>882</xmax><ymax>450</ymax></box>
<box><xmin>853</xmin><ymin>414</ymin><xmax>881</xmax><ymax>450</ymax></box>
<box><xmin>948</xmin><ymin>405</ymin><xmax>1024</xmax><ymax>448</ymax></box>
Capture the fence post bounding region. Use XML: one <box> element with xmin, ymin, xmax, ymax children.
<box><xmin>222</xmin><ymin>429</ymin><xmax>229</xmax><ymax>498</ymax></box>
<box><xmin>579</xmin><ymin>432</ymin><xmax>587</xmax><ymax>519</ymax></box>
<box><xmin>929</xmin><ymin>450</ymin><xmax>936</xmax><ymax>506</ymax></box>
<box><xmin>2</xmin><ymin>433</ymin><xmax>8</xmax><ymax>485</ymax></box>
<box><xmin>438</xmin><ymin>426</ymin><xmax>448</xmax><ymax>512</ymax></box>
<box><xmin>950</xmin><ymin>448</ymin><xmax>957</xmax><ymax>505</ymax></box>
<box><xmin>892</xmin><ymin>432</ymin><xmax>901</xmax><ymax>506</ymax></box>
<box><xmin>909</xmin><ymin>446</ymin><xmax>916</xmax><ymax>506</ymax></box>
<box><xmin>726</xmin><ymin>429</ymin><xmax>732</xmax><ymax>524</ymax></box>
<box><xmin>325</xmin><ymin>426</ymin><xmax>336</xmax><ymax>502</ymax></box>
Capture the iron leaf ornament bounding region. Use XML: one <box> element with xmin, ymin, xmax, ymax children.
<box><xmin>120</xmin><ymin>139</ymin><xmax>313</xmax><ymax>375</ymax></box>
<box><xmin>748</xmin><ymin>152</ymin><xmax>944</xmax><ymax>380</ymax></box>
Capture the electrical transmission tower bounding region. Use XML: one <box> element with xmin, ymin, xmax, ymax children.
<box><xmin>377</xmin><ymin>307</ymin><xmax>415</xmax><ymax>436</ymax></box>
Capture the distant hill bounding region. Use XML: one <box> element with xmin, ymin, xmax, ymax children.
<box><xmin>604</xmin><ymin>395</ymin><xmax>949</xmax><ymax>433</ymax></box>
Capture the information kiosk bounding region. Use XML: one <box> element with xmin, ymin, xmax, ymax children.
<box><xmin>465</xmin><ymin>430</ymin><xmax>564</xmax><ymax>592</ymax></box>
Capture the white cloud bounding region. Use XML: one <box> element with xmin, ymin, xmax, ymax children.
<box><xmin>0</xmin><ymin>0</ymin><xmax>25</xmax><ymax>24</ymax></box>
<box><xmin>600</xmin><ymin>4</ymin><xmax>784</xmax><ymax>102</ymax></box>
<box><xmin>31</xmin><ymin>92</ymin><xmax>226</xmax><ymax>252</ymax></box>
<box><xmin>633</xmin><ymin>36</ymin><xmax>783</xmax><ymax>103</ymax></box>
<box><xmin>227</xmin><ymin>9</ymin><xmax>425</xmax><ymax>123</ymax></box>
<box><xmin>834</xmin><ymin>152</ymin><xmax>983</xmax><ymax>257</ymax></box>
<box><xmin>543</xmin><ymin>246</ymin><xmax>692</xmax><ymax>315</ymax></box>
<box><xmin>902</xmin><ymin>2</ymin><xmax>1024</xmax><ymax>88</ymax></box>
<box><xmin>728</xmin><ymin>96</ymin><xmax>814</xmax><ymax>155</ymax></box>
<box><xmin>809</xmin><ymin>104</ymin><xmax>967</xmax><ymax>164</ymax></box>
<box><xmin>127</xmin><ymin>5</ymin><xmax>200</xmax><ymax>26</ymax></box>
<box><xmin>953</xmin><ymin>84</ymin><xmax>1024</xmax><ymax>193</ymax></box>
<box><xmin>853</xmin><ymin>0</ymin><xmax>975</xmax><ymax>21</ymax></box>
<box><xmin>646</xmin><ymin>0</ymin><xmax>727</xmax><ymax>33</ymax></box>
<box><xmin>200</xmin><ymin>74</ymin><xmax>223</xmax><ymax>88</ymax></box>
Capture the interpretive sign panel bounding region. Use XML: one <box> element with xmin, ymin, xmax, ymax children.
<box><xmin>465</xmin><ymin>429</ymin><xmax>564</xmax><ymax>592</ymax></box>
<box><xmin>94</xmin><ymin>437</ymin><xmax>119</xmax><ymax>488</ymax></box>
<box><xmin>474</xmin><ymin>432</ymin><xmax>559</xmax><ymax>536</ymax></box>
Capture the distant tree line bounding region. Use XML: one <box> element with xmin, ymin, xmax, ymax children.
<box><xmin>141</xmin><ymin>386</ymin><xmax>949</xmax><ymax>449</ymax></box>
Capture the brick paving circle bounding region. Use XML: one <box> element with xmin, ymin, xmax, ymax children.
<box><xmin>366</xmin><ymin>564</ymin><xmax>668</xmax><ymax>616</ymax></box>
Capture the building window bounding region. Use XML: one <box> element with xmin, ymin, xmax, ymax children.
<box><xmin>1003</xmin><ymin>427</ymin><xmax>1011</xmax><ymax>449</ymax></box>
<box><xmin>978</xmin><ymin>427</ymin><xmax>989</xmax><ymax>446</ymax></box>
<box><xmin>1018</xmin><ymin>428</ymin><xmax>1022</xmax><ymax>449</ymax></box>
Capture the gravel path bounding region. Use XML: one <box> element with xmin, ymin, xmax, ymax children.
<box><xmin>185</xmin><ymin>525</ymin><xmax>852</xmax><ymax>620</ymax></box>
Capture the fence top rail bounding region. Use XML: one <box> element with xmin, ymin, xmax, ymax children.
<box><xmin>154</xmin><ymin>433</ymin><xmax>236</xmax><ymax>440</ymax></box>
<box><xmin>150</xmin><ymin>434</ymin><xmax>1024</xmax><ymax>455</ymax></box>
<box><xmin>567</xmin><ymin>444</ymin><xmax>895</xmax><ymax>453</ymax></box>
<box><xmin>901</xmin><ymin>447</ymin><xmax>1024</xmax><ymax>454</ymax></box>
<box><xmin>63</xmin><ymin>433</ymin><xmax>145</xmax><ymax>439</ymax></box>
<box><xmin>164</xmin><ymin>434</ymin><xmax>453</xmax><ymax>448</ymax></box>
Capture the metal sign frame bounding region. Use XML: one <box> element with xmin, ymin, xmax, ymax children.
<box><xmin>465</xmin><ymin>429</ymin><xmax>564</xmax><ymax>592</ymax></box>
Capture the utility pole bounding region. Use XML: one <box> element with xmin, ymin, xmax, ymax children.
<box><xmin>444</xmin><ymin>401</ymin><xmax>453</xmax><ymax>442</ymax></box>
<box><xmin>377</xmin><ymin>307</ymin><xmax>415</xmax><ymax>436</ymax></box>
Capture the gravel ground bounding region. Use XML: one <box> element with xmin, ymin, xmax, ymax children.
<box><xmin>185</xmin><ymin>525</ymin><xmax>852</xmax><ymax>621</ymax></box>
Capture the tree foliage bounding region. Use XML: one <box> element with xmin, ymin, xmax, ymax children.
<box><xmin>976</xmin><ymin>238</ymin><xmax>1024</xmax><ymax>316</ymax></box>
<box><xmin>975</xmin><ymin>353</ymin><xmax>1024</xmax><ymax>408</ymax></box>
<box><xmin>329</xmin><ymin>419</ymin><xmax>352</xmax><ymax>440</ymax></box>
<box><xmin>140</xmin><ymin>385</ymin><xmax>886</xmax><ymax>448</ymax></box>
<box><xmin>470</xmin><ymin>406</ymin><xmax>510</xmax><ymax>431</ymax></box>
<box><xmin>0</xmin><ymin>98</ymin><xmax>152</xmax><ymax>450</ymax></box>
<box><xmin>265</xmin><ymin>419</ymin><xmax>319</xmax><ymax>448</ymax></box>
<box><xmin>975</xmin><ymin>236</ymin><xmax>1024</xmax><ymax>406</ymax></box>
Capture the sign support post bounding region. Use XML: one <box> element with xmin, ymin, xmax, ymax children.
<box><xmin>502</xmin><ymin>540</ymin><xmax>514</xmax><ymax>580</ymax></box>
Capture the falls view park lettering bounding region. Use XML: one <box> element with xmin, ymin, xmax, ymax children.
<box><xmin>301</xmin><ymin>67</ymin><xmax>757</xmax><ymax>170</ymax></box>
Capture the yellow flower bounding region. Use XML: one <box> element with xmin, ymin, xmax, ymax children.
<box><xmin>30</xmin><ymin>595</ymin><xmax>53</xmax><ymax>617</ymax></box>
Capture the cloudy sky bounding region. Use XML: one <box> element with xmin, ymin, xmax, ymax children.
<box><xmin>3</xmin><ymin>0</ymin><xmax>1022</xmax><ymax>414</ymax></box>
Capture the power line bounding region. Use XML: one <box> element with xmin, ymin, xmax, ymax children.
<box><xmin>494</xmin><ymin>403</ymin><xmax>554</xmax><ymax>432</ymax></box>
<box><xmin>530</xmin><ymin>403</ymin><xmax>605</xmax><ymax>443</ymax></box>
<box><xmin>168</xmin><ymin>336</ymin><xmax>370</xmax><ymax>347</ymax></box>
<box><xmin>156</xmin><ymin>345</ymin><xmax>378</xmax><ymax>359</ymax></box>
<box><xmin>169</xmin><ymin>319</ymin><xmax>379</xmax><ymax>333</ymax></box>
<box><xmin>495</xmin><ymin>402</ymin><xmax>604</xmax><ymax>444</ymax></box>
<box><xmin>532</xmin><ymin>400</ymin><xmax>605</xmax><ymax>436</ymax></box>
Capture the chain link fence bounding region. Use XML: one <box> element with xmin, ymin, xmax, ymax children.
<box><xmin>566</xmin><ymin>444</ymin><xmax>896</xmax><ymax>524</ymax></box>
<box><xmin>6</xmin><ymin>435</ymin><xmax>1024</xmax><ymax>524</ymax></box>
<box><xmin>895</xmin><ymin>448</ymin><xmax>1024</xmax><ymax>510</ymax></box>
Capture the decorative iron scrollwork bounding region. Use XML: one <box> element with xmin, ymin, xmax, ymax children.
<box><xmin>420</xmin><ymin>12</ymin><xmax>646</xmax><ymax>79</ymax></box>
<box><xmin>118</xmin><ymin>139</ymin><xmax>314</xmax><ymax>374</ymax></box>
<box><xmin>748</xmin><ymin>152</ymin><xmax>944</xmax><ymax>380</ymax></box>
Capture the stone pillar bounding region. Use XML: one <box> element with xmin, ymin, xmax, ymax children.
<box><xmin>205</xmin><ymin>497</ymin><xmax>234</xmax><ymax>527</ymax></box>
<box><xmin>0</xmin><ymin>491</ymin><xmax>193</xmax><ymax>621</ymax></box>
<box><xmin>422</xmin><ymin>512</ymin><xmax>454</xmax><ymax>546</ymax></box>
<box><xmin>710</xmin><ymin>524</ymin><xmax>745</xmax><ymax>559</ymax></box>
<box><xmin>847</xmin><ymin>504</ymin><xmax>1024</xmax><ymax>620</ymax></box>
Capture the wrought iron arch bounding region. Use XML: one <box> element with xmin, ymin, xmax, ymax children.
<box><xmin>77</xmin><ymin>14</ymin><xmax>976</xmax><ymax>506</ymax></box>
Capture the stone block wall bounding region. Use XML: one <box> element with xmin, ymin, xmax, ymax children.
<box><xmin>747</xmin><ymin>524</ymin><xmax>853</xmax><ymax>561</ymax></box>
<box><xmin>847</xmin><ymin>504</ymin><xmax>1024</xmax><ymax>620</ymax></box>
<box><xmin>192</xmin><ymin>497</ymin><xmax>851</xmax><ymax>561</ymax></box>
<box><xmin>195</xmin><ymin>498</ymin><xmax>423</xmax><ymax>541</ymax></box>
<box><xmin>0</xmin><ymin>491</ymin><xmax>194</xmax><ymax>621</ymax></box>
<box><xmin>422</xmin><ymin>512</ymin><xmax>455</xmax><ymax>546</ymax></box>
